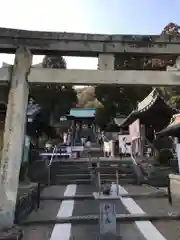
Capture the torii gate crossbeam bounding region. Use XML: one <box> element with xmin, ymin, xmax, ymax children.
<box><xmin>1</xmin><ymin>67</ymin><xmax>180</xmax><ymax>86</ymax></box>
<box><xmin>0</xmin><ymin>27</ymin><xmax>180</xmax><ymax>55</ymax></box>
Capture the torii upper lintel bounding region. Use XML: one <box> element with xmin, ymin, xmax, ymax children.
<box><xmin>0</xmin><ymin>27</ymin><xmax>180</xmax><ymax>55</ymax></box>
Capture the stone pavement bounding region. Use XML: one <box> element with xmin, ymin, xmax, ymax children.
<box><xmin>124</xmin><ymin>184</ymin><xmax>180</xmax><ymax>240</ymax></box>
<box><xmin>20</xmin><ymin>183</ymin><xmax>180</xmax><ymax>240</ymax></box>
<box><xmin>21</xmin><ymin>185</ymin><xmax>145</xmax><ymax>239</ymax></box>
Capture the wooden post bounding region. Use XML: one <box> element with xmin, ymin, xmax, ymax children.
<box><xmin>0</xmin><ymin>46</ymin><xmax>32</xmax><ymax>228</ymax></box>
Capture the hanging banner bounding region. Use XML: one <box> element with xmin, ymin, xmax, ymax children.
<box><xmin>129</xmin><ymin>119</ymin><xmax>140</xmax><ymax>141</ymax></box>
<box><xmin>129</xmin><ymin>119</ymin><xmax>141</xmax><ymax>155</ymax></box>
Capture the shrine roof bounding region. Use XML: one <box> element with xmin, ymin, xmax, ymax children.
<box><xmin>118</xmin><ymin>88</ymin><xmax>179</xmax><ymax>128</ymax></box>
<box><xmin>156</xmin><ymin>114</ymin><xmax>180</xmax><ymax>137</ymax></box>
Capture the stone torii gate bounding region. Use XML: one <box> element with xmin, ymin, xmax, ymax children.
<box><xmin>0</xmin><ymin>27</ymin><xmax>180</xmax><ymax>229</ymax></box>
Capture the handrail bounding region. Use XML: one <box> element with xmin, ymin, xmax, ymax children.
<box><xmin>130</xmin><ymin>152</ymin><xmax>138</xmax><ymax>166</ymax></box>
<box><xmin>144</xmin><ymin>137</ymin><xmax>158</xmax><ymax>156</ymax></box>
<box><xmin>48</xmin><ymin>145</ymin><xmax>57</xmax><ymax>167</ymax></box>
<box><xmin>130</xmin><ymin>148</ymin><xmax>144</xmax><ymax>185</ymax></box>
<box><xmin>145</xmin><ymin>137</ymin><xmax>157</xmax><ymax>150</ymax></box>
<box><xmin>47</xmin><ymin>145</ymin><xmax>57</xmax><ymax>186</ymax></box>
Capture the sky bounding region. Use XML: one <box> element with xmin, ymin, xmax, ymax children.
<box><xmin>0</xmin><ymin>0</ymin><xmax>180</xmax><ymax>69</ymax></box>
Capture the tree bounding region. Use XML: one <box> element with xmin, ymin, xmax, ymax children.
<box><xmin>30</xmin><ymin>56</ymin><xmax>77</xmax><ymax>122</ymax></box>
<box><xmin>94</xmin><ymin>22</ymin><xmax>180</xmax><ymax>128</ymax></box>
<box><xmin>94</xmin><ymin>85</ymin><xmax>152</xmax><ymax>129</ymax></box>
<box><xmin>160</xmin><ymin>23</ymin><xmax>180</xmax><ymax>109</ymax></box>
<box><xmin>76</xmin><ymin>86</ymin><xmax>102</xmax><ymax>108</ymax></box>
<box><xmin>95</xmin><ymin>85</ymin><xmax>152</xmax><ymax>127</ymax></box>
<box><xmin>95</xmin><ymin>106</ymin><xmax>115</xmax><ymax>130</ymax></box>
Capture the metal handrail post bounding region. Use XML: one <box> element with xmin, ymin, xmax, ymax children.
<box><xmin>97</xmin><ymin>158</ymin><xmax>101</xmax><ymax>195</ymax></box>
<box><xmin>116</xmin><ymin>169</ymin><xmax>119</xmax><ymax>196</ymax></box>
<box><xmin>47</xmin><ymin>145</ymin><xmax>57</xmax><ymax>186</ymax></box>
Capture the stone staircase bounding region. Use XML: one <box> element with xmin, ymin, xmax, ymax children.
<box><xmin>50</xmin><ymin>160</ymin><xmax>90</xmax><ymax>184</ymax></box>
<box><xmin>73</xmin><ymin>128</ymin><xmax>96</xmax><ymax>145</ymax></box>
<box><xmin>93</xmin><ymin>160</ymin><xmax>139</xmax><ymax>185</ymax></box>
<box><xmin>79</xmin><ymin>128</ymin><xmax>96</xmax><ymax>142</ymax></box>
<box><xmin>29</xmin><ymin>158</ymin><xmax>139</xmax><ymax>185</ymax></box>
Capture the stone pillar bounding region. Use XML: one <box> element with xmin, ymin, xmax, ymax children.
<box><xmin>98</xmin><ymin>54</ymin><xmax>115</xmax><ymax>70</ymax></box>
<box><xmin>0</xmin><ymin>46</ymin><xmax>32</xmax><ymax>228</ymax></box>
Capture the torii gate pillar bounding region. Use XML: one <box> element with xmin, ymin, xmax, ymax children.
<box><xmin>98</xmin><ymin>54</ymin><xmax>115</xmax><ymax>70</ymax></box>
<box><xmin>0</xmin><ymin>46</ymin><xmax>32</xmax><ymax>228</ymax></box>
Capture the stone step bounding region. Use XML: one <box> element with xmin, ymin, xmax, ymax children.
<box><xmin>51</xmin><ymin>161</ymin><xmax>133</xmax><ymax>168</ymax></box>
<box><xmin>51</xmin><ymin>164</ymin><xmax>134</xmax><ymax>172</ymax></box>
<box><xmin>50</xmin><ymin>178</ymin><xmax>137</xmax><ymax>185</ymax></box>
<box><xmin>99</xmin><ymin>173</ymin><xmax>136</xmax><ymax>179</ymax></box>
<box><xmin>99</xmin><ymin>178</ymin><xmax>138</xmax><ymax>185</ymax></box>
<box><xmin>52</xmin><ymin>168</ymin><xmax>135</xmax><ymax>176</ymax></box>
<box><xmin>54</xmin><ymin>173</ymin><xmax>91</xmax><ymax>180</ymax></box>
<box><xmin>90</xmin><ymin>168</ymin><xmax>134</xmax><ymax>174</ymax></box>
<box><xmin>29</xmin><ymin>169</ymin><xmax>136</xmax><ymax>183</ymax></box>
<box><xmin>54</xmin><ymin>173</ymin><xmax>135</xmax><ymax>180</ymax></box>
<box><xmin>50</xmin><ymin>179</ymin><xmax>91</xmax><ymax>185</ymax></box>
<box><xmin>49</xmin><ymin>159</ymin><xmax>133</xmax><ymax>165</ymax></box>
<box><xmin>54</xmin><ymin>169</ymin><xmax>90</xmax><ymax>175</ymax></box>
<box><xmin>54</xmin><ymin>169</ymin><xmax>134</xmax><ymax>175</ymax></box>
<box><xmin>51</xmin><ymin>164</ymin><xmax>89</xmax><ymax>170</ymax></box>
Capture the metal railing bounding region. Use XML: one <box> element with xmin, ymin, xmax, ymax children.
<box><xmin>144</xmin><ymin>137</ymin><xmax>158</xmax><ymax>157</ymax></box>
<box><xmin>47</xmin><ymin>145</ymin><xmax>57</xmax><ymax>186</ymax></box>
<box><xmin>130</xmin><ymin>151</ymin><xmax>138</xmax><ymax>166</ymax></box>
<box><xmin>130</xmin><ymin>145</ymin><xmax>145</xmax><ymax>185</ymax></box>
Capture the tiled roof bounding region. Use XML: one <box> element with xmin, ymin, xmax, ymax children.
<box><xmin>118</xmin><ymin>88</ymin><xmax>179</xmax><ymax>128</ymax></box>
<box><xmin>157</xmin><ymin>113</ymin><xmax>180</xmax><ymax>136</ymax></box>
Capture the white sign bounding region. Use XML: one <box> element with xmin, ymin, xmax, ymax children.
<box><xmin>129</xmin><ymin>119</ymin><xmax>140</xmax><ymax>141</ymax></box>
<box><xmin>118</xmin><ymin>135</ymin><xmax>131</xmax><ymax>154</ymax></box>
<box><xmin>66</xmin><ymin>147</ymin><xmax>72</xmax><ymax>153</ymax></box>
<box><xmin>60</xmin><ymin>116</ymin><xmax>67</xmax><ymax>121</ymax></box>
<box><xmin>99</xmin><ymin>202</ymin><xmax>116</xmax><ymax>235</ymax></box>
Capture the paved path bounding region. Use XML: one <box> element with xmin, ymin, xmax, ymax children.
<box><xmin>22</xmin><ymin>184</ymin><xmax>180</xmax><ymax>240</ymax></box>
